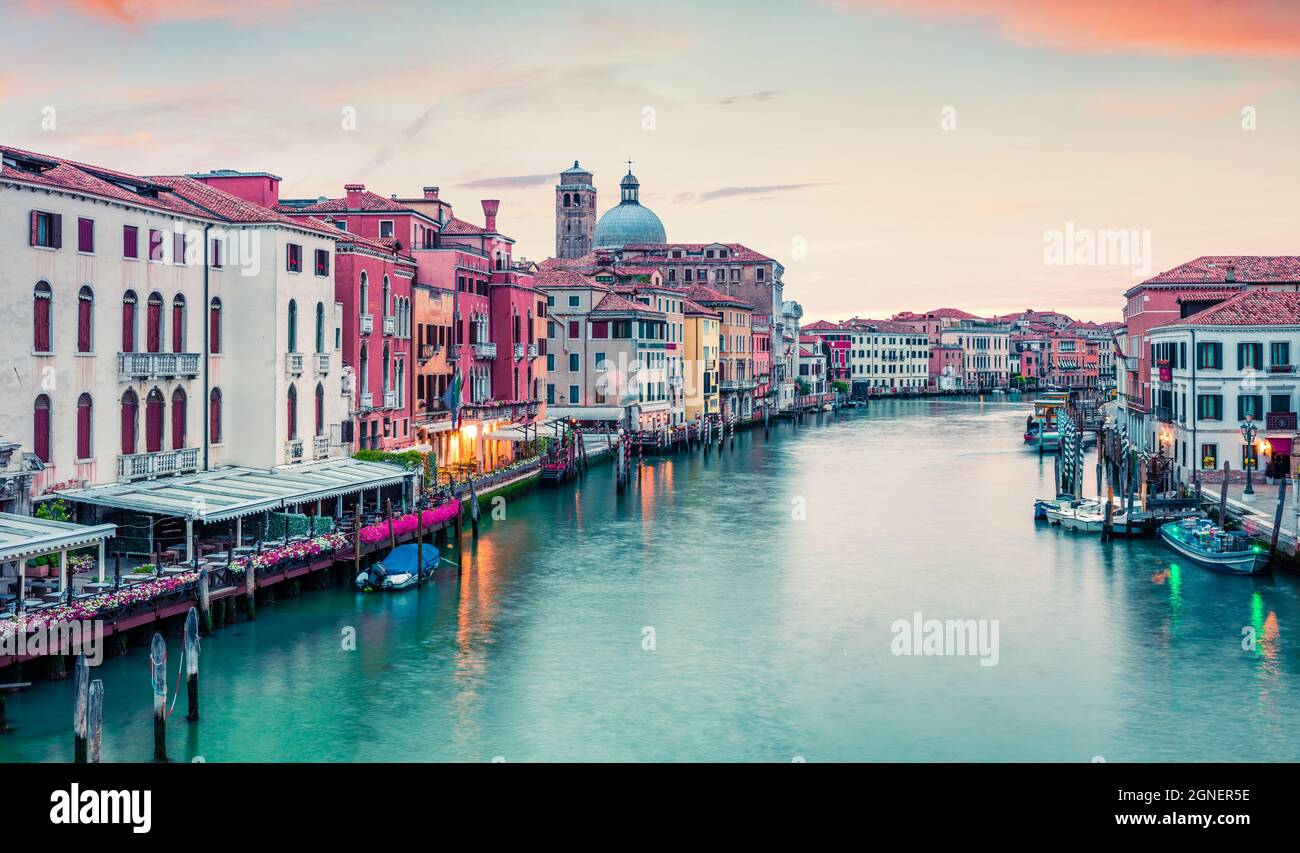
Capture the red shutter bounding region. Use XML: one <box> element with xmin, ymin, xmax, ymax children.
<box><xmin>29</xmin><ymin>211</ymin><xmax>40</xmax><ymax>246</ymax></box>
<box><xmin>315</xmin><ymin>387</ymin><xmax>324</xmax><ymax>436</ymax></box>
<box><xmin>147</xmin><ymin>301</ymin><xmax>161</xmax><ymax>353</ymax></box>
<box><xmin>145</xmin><ymin>395</ymin><xmax>163</xmax><ymax>453</ymax></box>
<box><xmin>123</xmin><ymin>226</ymin><xmax>137</xmax><ymax>259</ymax></box>
<box><xmin>33</xmin><ymin>398</ymin><xmax>51</xmax><ymax>463</ymax></box>
<box><xmin>77</xmin><ymin>399</ymin><xmax>92</xmax><ymax>459</ymax></box>
<box><xmin>122</xmin><ymin>298</ymin><xmax>136</xmax><ymax>352</ymax></box>
<box><xmin>50</xmin><ymin>214</ymin><xmax>62</xmax><ymax>249</ymax></box>
<box><xmin>121</xmin><ymin>397</ymin><xmax>137</xmax><ymax>454</ymax></box>
<box><xmin>33</xmin><ymin>292</ymin><xmax>51</xmax><ymax>352</ymax></box>
<box><xmin>77</xmin><ymin>295</ymin><xmax>92</xmax><ymax>352</ymax></box>
<box><xmin>210</xmin><ymin>394</ymin><xmax>221</xmax><ymax>443</ymax></box>
<box><xmin>171</xmin><ymin>394</ymin><xmax>185</xmax><ymax>449</ymax></box>
<box><xmin>174</xmin><ymin>232</ymin><xmax>185</xmax><ymax>265</ymax></box>
<box><xmin>78</xmin><ymin>218</ymin><xmax>94</xmax><ymax>253</ymax></box>
<box><xmin>209</xmin><ymin>304</ymin><xmax>221</xmax><ymax>354</ymax></box>
<box><xmin>172</xmin><ymin>304</ymin><xmax>183</xmax><ymax>352</ymax></box>
<box><xmin>287</xmin><ymin>392</ymin><xmax>297</xmax><ymax>440</ymax></box>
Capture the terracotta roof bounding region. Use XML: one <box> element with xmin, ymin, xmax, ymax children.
<box><xmin>277</xmin><ymin>189</ymin><xmax>409</xmax><ymax>214</ymax></box>
<box><xmin>681</xmin><ymin>283</ymin><xmax>752</xmax><ymax>309</ymax></box>
<box><xmin>683</xmin><ymin>299</ymin><xmax>720</xmax><ymax>318</ymax></box>
<box><xmin>1159</xmin><ymin>290</ymin><xmax>1300</xmax><ymax>328</ymax></box>
<box><xmin>592</xmin><ymin>292</ymin><xmax>663</xmax><ymax>315</ymax></box>
<box><xmin>1176</xmin><ymin>290</ymin><xmax>1241</xmax><ymax>303</ymax></box>
<box><xmin>622</xmin><ymin>242</ymin><xmax>775</xmax><ymax>263</ymax></box>
<box><xmin>801</xmin><ymin>320</ymin><xmax>842</xmax><ymax>332</ymax></box>
<box><xmin>148</xmin><ymin>176</ymin><xmax>343</xmax><ymax>238</ymax></box>
<box><xmin>535</xmin><ymin>268</ymin><xmax>595</xmax><ymax>288</ymax></box>
<box><xmin>1</xmin><ymin>145</ymin><xmax>214</xmax><ymax>219</ymax></box>
<box><xmin>1139</xmin><ymin>256</ymin><xmax>1300</xmax><ymax>286</ymax></box>
<box><xmin>441</xmin><ymin>217</ymin><xmax>487</xmax><ymax>235</ymax></box>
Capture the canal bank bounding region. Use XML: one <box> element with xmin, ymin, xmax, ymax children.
<box><xmin>3</xmin><ymin>400</ymin><xmax>1300</xmax><ymax>762</ymax></box>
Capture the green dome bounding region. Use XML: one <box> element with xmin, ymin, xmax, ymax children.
<box><xmin>593</xmin><ymin>169</ymin><xmax>666</xmax><ymax>248</ymax></box>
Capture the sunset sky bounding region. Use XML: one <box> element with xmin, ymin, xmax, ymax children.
<box><xmin>3</xmin><ymin>0</ymin><xmax>1298</xmax><ymax>323</ymax></box>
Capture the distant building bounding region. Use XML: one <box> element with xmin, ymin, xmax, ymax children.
<box><xmin>938</xmin><ymin>320</ymin><xmax>1012</xmax><ymax>390</ymax></box>
<box><xmin>555</xmin><ymin>161</ymin><xmax>596</xmax><ymax>260</ymax></box>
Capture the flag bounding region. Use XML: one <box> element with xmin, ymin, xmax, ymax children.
<box><xmin>442</xmin><ymin>370</ymin><xmax>463</xmax><ymax>428</ymax></box>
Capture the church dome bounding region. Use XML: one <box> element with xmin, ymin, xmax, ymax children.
<box><xmin>593</xmin><ymin>168</ymin><xmax>665</xmax><ymax>248</ymax></box>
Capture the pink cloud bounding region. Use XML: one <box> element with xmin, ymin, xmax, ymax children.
<box><xmin>825</xmin><ymin>0</ymin><xmax>1300</xmax><ymax>58</ymax></box>
<box><xmin>24</xmin><ymin>0</ymin><xmax>331</xmax><ymax>26</ymax></box>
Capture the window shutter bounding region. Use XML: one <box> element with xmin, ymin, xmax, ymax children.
<box><xmin>51</xmin><ymin>214</ymin><xmax>63</xmax><ymax>249</ymax></box>
<box><xmin>77</xmin><ymin>400</ymin><xmax>93</xmax><ymax>460</ymax></box>
<box><xmin>29</xmin><ymin>211</ymin><xmax>39</xmax><ymax>246</ymax></box>
<box><xmin>77</xmin><ymin>296</ymin><xmax>92</xmax><ymax>352</ymax></box>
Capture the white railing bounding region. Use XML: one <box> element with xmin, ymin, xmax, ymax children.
<box><xmin>286</xmin><ymin>352</ymin><xmax>304</xmax><ymax>375</ymax></box>
<box><xmin>286</xmin><ymin>438</ymin><xmax>304</xmax><ymax>462</ymax></box>
<box><xmin>313</xmin><ymin>434</ymin><xmax>330</xmax><ymax>459</ymax></box>
<box><xmin>359</xmin><ymin>314</ymin><xmax>373</xmax><ymax>335</ymax></box>
<box><xmin>117</xmin><ymin>448</ymin><xmax>200</xmax><ymax>482</ymax></box>
<box><xmin>118</xmin><ymin>352</ymin><xmax>200</xmax><ymax>380</ymax></box>
<box><xmin>384</xmin><ymin>389</ymin><xmax>398</xmax><ymax>409</ymax></box>
<box><xmin>315</xmin><ymin>353</ymin><xmax>330</xmax><ymax>374</ymax></box>
<box><xmin>383</xmin><ymin>316</ymin><xmax>396</xmax><ymax>336</ymax></box>
<box><xmin>514</xmin><ymin>343</ymin><xmax>525</xmax><ymax>359</ymax></box>
<box><xmin>527</xmin><ymin>343</ymin><xmax>538</xmax><ymax>359</ymax></box>
<box><xmin>359</xmin><ymin>392</ymin><xmax>373</xmax><ymax>410</ymax></box>
<box><xmin>474</xmin><ymin>342</ymin><xmax>497</xmax><ymax>359</ymax></box>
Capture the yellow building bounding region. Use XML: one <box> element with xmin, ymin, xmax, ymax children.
<box><xmin>683</xmin><ymin>299</ymin><xmax>721</xmax><ymax>420</ymax></box>
<box><xmin>687</xmin><ymin>285</ymin><xmax>755</xmax><ymax>420</ymax></box>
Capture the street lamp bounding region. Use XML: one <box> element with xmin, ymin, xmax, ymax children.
<box><xmin>1240</xmin><ymin>417</ymin><xmax>1258</xmax><ymax>495</ymax></box>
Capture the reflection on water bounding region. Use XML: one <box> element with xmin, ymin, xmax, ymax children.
<box><xmin>2</xmin><ymin>399</ymin><xmax>1300</xmax><ymax>762</ymax></box>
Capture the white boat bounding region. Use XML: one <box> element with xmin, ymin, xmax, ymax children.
<box><xmin>1043</xmin><ymin>498</ymin><xmax>1124</xmax><ymax>533</ymax></box>
<box><xmin>1159</xmin><ymin>519</ymin><xmax>1268</xmax><ymax>575</ymax></box>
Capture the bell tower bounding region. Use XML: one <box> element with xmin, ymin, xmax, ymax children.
<box><xmin>555</xmin><ymin>161</ymin><xmax>596</xmax><ymax>259</ymax></box>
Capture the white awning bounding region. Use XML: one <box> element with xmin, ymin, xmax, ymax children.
<box><xmin>56</xmin><ymin>458</ymin><xmax>414</xmax><ymax>523</ymax></box>
<box><xmin>0</xmin><ymin>512</ymin><xmax>116</xmax><ymax>562</ymax></box>
<box><xmin>546</xmin><ymin>406</ymin><xmax>627</xmax><ymax>422</ymax></box>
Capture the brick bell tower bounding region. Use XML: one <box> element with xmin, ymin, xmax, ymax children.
<box><xmin>555</xmin><ymin>161</ymin><xmax>596</xmax><ymax>259</ymax></box>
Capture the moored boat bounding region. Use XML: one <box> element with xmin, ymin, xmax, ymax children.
<box><xmin>1042</xmin><ymin>497</ymin><xmax>1124</xmax><ymax>533</ymax></box>
<box><xmin>355</xmin><ymin>543</ymin><xmax>443</xmax><ymax>591</ymax></box>
<box><xmin>1158</xmin><ymin>519</ymin><xmax>1267</xmax><ymax>575</ymax></box>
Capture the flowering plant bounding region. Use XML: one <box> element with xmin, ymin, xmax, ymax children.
<box><xmin>0</xmin><ymin>572</ymin><xmax>198</xmax><ymax>640</ymax></box>
<box><xmin>359</xmin><ymin>503</ymin><xmax>459</xmax><ymax>546</ymax></box>
<box><xmin>227</xmin><ymin>532</ymin><xmax>350</xmax><ymax>575</ymax></box>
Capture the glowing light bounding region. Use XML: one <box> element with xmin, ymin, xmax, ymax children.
<box><xmin>460</xmin><ymin>424</ymin><xmax>477</xmax><ymax>440</ymax></box>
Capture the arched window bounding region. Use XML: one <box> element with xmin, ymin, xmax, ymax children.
<box><xmin>287</xmin><ymin>299</ymin><xmax>298</xmax><ymax>353</ymax></box>
<box><xmin>563</xmin><ymin>192</ymin><xmax>571</xmax><ymax>207</ymax></box>
<box><xmin>33</xmin><ymin>394</ymin><xmax>51</xmax><ymax>463</ymax></box>
<box><xmin>122</xmin><ymin>290</ymin><xmax>138</xmax><ymax>353</ymax></box>
<box><xmin>76</xmin><ymin>393</ymin><xmax>93</xmax><ymax>459</ymax></box>
<box><xmin>315</xmin><ymin>302</ymin><xmax>325</xmax><ymax>353</ymax></box>
<box><xmin>145</xmin><ymin>388</ymin><xmax>164</xmax><ymax>453</ymax></box>
<box><xmin>286</xmin><ymin>384</ymin><xmax>298</xmax><ymax>440</ymax></box>
<box><xmin>203</xmin><ymin>388</ymin><xmax>221</xmax><ymax>447</ymax></box>
<box><xmin>209</xmin><ymin>297</ymin><xmax>222</xmax><ymax>354</ymax></box>
<box><xmin>146</xmin><ymin>292</ymin><xmax>164</xmax><ymax>353</ymax></box>
<box><xmin>359</xmin><ymin>344</ymin><xmax>369</xmax><ymax>396</ymax></box>
<box><xmin>33</xmin><ymin>282</ymin><xmax>52</xmax><ymax>353</ymax></box>
<box><xmin>315</xmin><ymin>383</ymin><xmax>325</xmax><ymax>436</ymax></box>
<box><xmin>77</xmin><ymin>285</ymin><xmax>94</xmax><ymax>353</ymax></box>
<box><xmin>120</xmin><ymin>390</ymin><xmax>139</xmax><ymax>454</ymax></box>
<box><xmin>382</xmin><ymin>343</ymin><xmax>390</xmax><ymax>395</ymax></box>
<box><xmin>171</xmin><ymin>388</ymin><xmax>187</xmax><ymax>449</ymax></box>
<box><xmin>171</xmin><ymin>294</ymin><xmax>186</xmax><ymax>352</ymax></box>
<box><xmin>382</xmin><ymin>276</ymin><xmax>390</xmax><ymax>319</ymax></box>
<box><xmin>359</xmin><ymin>271</ymin><xmax>369</xmax><ymax>316</ymax></box>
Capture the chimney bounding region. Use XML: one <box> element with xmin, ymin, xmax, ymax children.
<box><xmin>1224</xmin><ymin>263</ymin><xmax>1237</xmax><ymax>283</ymax></box>
<box><xmin>423</xmin><ymin>186</ymin><xmax>439</xmax><ymax>200</ymax></box>
<box><xmin>481</xmin><ymin>199</ymin><xmax>499</xmax><ymax>231</ymax></box>
<box><xmin>344</xmin><ymin>183</ymin><xmax>365</xmax><ymax>207</ymax></box>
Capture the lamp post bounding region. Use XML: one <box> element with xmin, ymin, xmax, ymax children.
<box><xmin>1240</xmin><ymin>417</ymin><xmax>1258</xmax><ymax>496</ymax></box>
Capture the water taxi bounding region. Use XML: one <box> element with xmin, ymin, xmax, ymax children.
<box><xmin>1158</xmin><ymin>519</ymin><xmax>1268</xmax><ymax>575</ymax></box>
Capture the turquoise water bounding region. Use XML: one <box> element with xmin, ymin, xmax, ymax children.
<box><xmin>3</xmin><ymin>399</ymin><xmax>1299</xmax><ymax>762</ymax></box>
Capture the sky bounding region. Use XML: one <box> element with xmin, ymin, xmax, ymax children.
<box><xmin>2</xmin><ymin>0</ymin><xmax>1298</xmax><ymax>323</ymax></box>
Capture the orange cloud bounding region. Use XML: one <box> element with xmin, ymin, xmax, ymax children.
<box><xmin>824</xmin><ymin>0</ymin><xmax>1300</xmax><ymax>58</ymax></box>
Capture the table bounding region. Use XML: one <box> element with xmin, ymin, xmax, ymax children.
<box><xmin>83</xmin><ymin>582</ymin><xmax>115</xmax><ymax>594</ymax></box>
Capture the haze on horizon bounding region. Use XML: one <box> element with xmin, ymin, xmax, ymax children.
<box><xmin>3</xmin><ymin>0</ymin><xmax>1297</xmax><ymax>324</ymax></box>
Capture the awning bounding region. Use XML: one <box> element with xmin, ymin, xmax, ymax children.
<box><xmin>55</xmin><ymin>458</ymin><xmax>414</xmax><ymax>523</ymax></box>
<box><xmin>0</xmin><ymin>512</ymin><xmax>117</xmax><ymax>562</ymax></box>
<box><xmin>545</xmin><ymin>406</ymin><xmax>626</xmax><ymax>422</ymax></box>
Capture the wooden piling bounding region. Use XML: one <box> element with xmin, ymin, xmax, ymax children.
<box><xmin>1219</xmin><ymin>461</ymin><xmax>1231</xmax><ymax>528</ymax></box>
<box><xmin>353</xmin><ymin>507</ymin><xmax>362</xmax><ymax>587</ymax></box>
<box><xmin>245</xmin><ymin>550</ymin><xmax>257</xmax><ymax>622</ymax></box>
<box><xmin>73</xmin><ymin>653</ymin><xmax>89</xmax><ymax>763</ymax></box>
<box><xmin>387</xmin><ymin>499</ymin><xmax>396</xmax><ymax>549</ymax></box>
<box><xmin>184</xmin><ymin>607</ymin><xmax>200</xmax><ymax>722</ymax></box>
<box><xmin>455</xmin><ymin>503</ymin><xmax>464</xmax><ymax>576</ymax></box>
<box><xmin>198</xmin><ymin>567</ymin><xmax>212</xmax><ymax>636</ymax></box>
<box><xmin>416</xmin><ymin>502</ymin><xmax>424</xmax><ymax>582</ymax></box>
<box><xmin>150</xmin><ymin>632</ymin><xmax>167</xmax><ymax>762</ymax></box>
<box><xmin>87</xmin><ymin>679</ymin><xmax>103</xmax><ymax>763</ymax></box>
<box><xmin>1269</xmin><ymin>476</ymin><xmax>1288</xmax><ymax>565</ymax></box>
<box><xmin>470</xmin><ymin>484</ymin><xmax>480</xmax><ymax>539</ymax></box>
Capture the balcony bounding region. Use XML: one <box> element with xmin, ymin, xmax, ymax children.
<box><xmin>419</xmin><ymin>343</ymin><xmax>438</xmax><ymax>361</ymax></box>
<box><xmin>514</xmin><ymin>343</ymin><xmax>525</xmax><ymax>359</ymax></box>
<box><xmin>1266</xmin><ymin>411</ymin><xmax>1298</xmax><ymax>431</ymax></box>
<box><xmin>313</xmin><ymin>434</ymin><xmax>330</xmax><ymax>459</ymax></box>
<box><xmin>384</xmin><ymin>389</ymin><xmax>398</xmax><ymax>409</ymax></box>
<box><xmin>359</xmin><ymin>314</ymin><xmax>373</xmax><ymax>335</ymax></box>
<box><xmin>286</xmin><ymin>352</ymin><xmax>304</xmax><ymax>375</ymax></box>
<box><xmin>383</xmin><ymin>316</ymin><xmax>396</xmax><ymax>337</ymax></box>
<box><xmin>1154</xmin><ymin>405</ymin><xmax>1173</xmax><ymax>424</ymax></box>
<box><xmin>473</xmin><ymin>342</ymin><xmax>497</xmax><ymax>359</ymax></box>
<box><xmin>117</xmin><ymin>352</ymin><xmax>201</xmax><ymax>381</ymax></box>
<box><xmin>719</xmin><ymin>378</ymin><xmax>759</xmax><ymax>392</ymax></box>
<box><xmin>286</xmin><ymin>438</ymin><xmax>304</xmax><ymax>463</ymax></box>
<box><xmin>528</xmin><ymin>343</ymin><xmax>539</xmax><ymax>359</ymax></box>
<box><xmin>315</xmin><ymin>353</ymin><xmax>330</xmax><ymax>374</ymax></box>
<box><xmin>1268</xmin><ymin>364</ymin><xmax>1296</xmax><ymax>374</ymax></box>
<box><xmin>117</xmin><ymin>448</ymin><xmax>200</xmax><ymax>482</ymax></box>
<box><xmin>358</xmin><ymin>392</ymin><xmax>373</xmax><ymax>410</ymax></box>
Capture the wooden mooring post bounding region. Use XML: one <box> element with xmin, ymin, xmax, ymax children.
<box><xmin>1219</xmin><ymin>461</ymin><xmax>1231</xmax><ymax>528</ymax></box>
<box><xmin>353</xmin><ymin>506</ymin><xmax>362</xmax><ymax>586</ymax></box>
<box><xmin>150</xmin><ymin>633</ymin><xmax>167</xmax><ymax>762</ymax></box>
<box><xmin>73</xmin><ymin>653</ymin><xmax>89</xmax><ymax>763</ymax></box>
<box><xmin>87</xmin><ymin>679</ymin><xmax>103</xmax><ymax>763</ymax></box>
<box><xmin>1269</xmin><ymin>476</ymin><xmax>1288</xmax><ymax>565</ymax></box>
<box><xmin>184</xmin><ymin>607</ymin><xmax>200</xmax><ymax>722</ymax></box>
<box><xmin>245</xmin><ymin>548</ymin><xmax>257</xmax><ymax>621</ymax></box>
<box><xmin>198</xmin><ymin>566</ymin><xmax>212</xmax><ymax>636</ymax></box>
<box><xmin>387</xmin><ymin>499</ymin><xmax>396</xmax><ymax>549</ymax></box>
<box><xmin>416</xmin><ymin>500</ymin><xmax>424</xmax><ymax>581</ymax></box>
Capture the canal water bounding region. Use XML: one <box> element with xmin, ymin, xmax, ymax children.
<box><xmin>4</xmin><ymin>399</ymin><xmax>1299</xmax><ymax>762</ymax></box>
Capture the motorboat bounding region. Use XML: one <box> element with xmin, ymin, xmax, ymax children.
<box><xmin>355</xmin><ymin>543</ymin><xmax>442</xmax><ymax>591</ymax></box>
<box><xmin>1158</xmin><ymin>519</ymin><xmax>1268</xmax><ymax>575</ymax></box>
<box><xmin>1042</xmin><ymin>497</ymin><xmax>1124</xmax><ymax>533</ymax></box>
